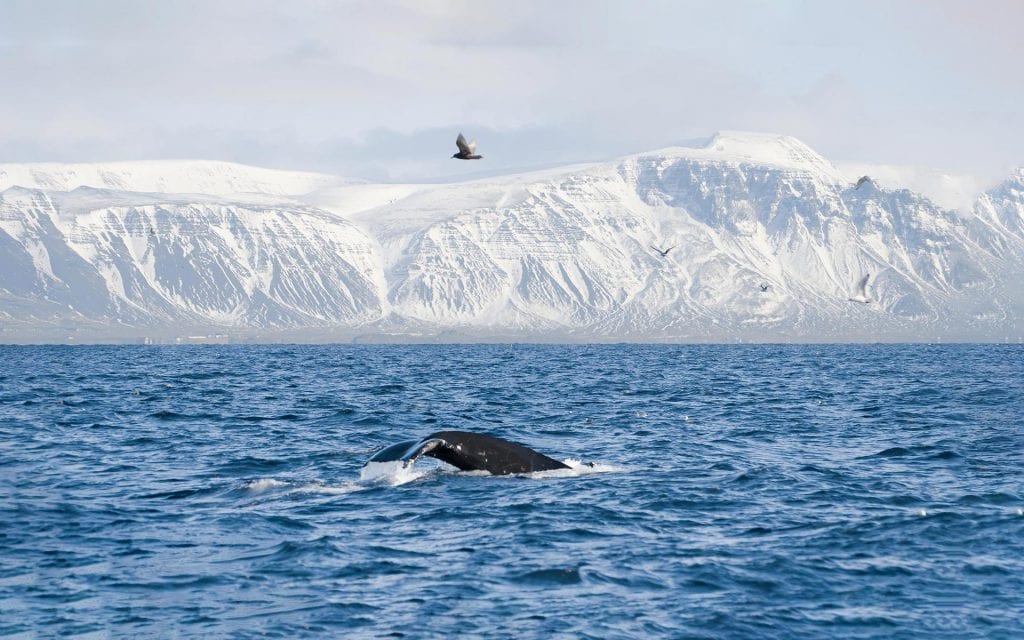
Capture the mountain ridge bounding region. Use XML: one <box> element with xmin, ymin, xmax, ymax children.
<box><xmin>1</xmin><ymin>132</ymin><xmax>1021</xmax><ymax>342</ymax></box>
<box><xmin>0</xmin><ymin>159</ymin><xmax>347</xmax><ymax>197</ymax></box>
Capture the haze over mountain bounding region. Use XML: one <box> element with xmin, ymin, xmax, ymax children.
<box><xmin>1</xmin><ymin>132</ymin><xmax>1021</xmax><ymax>343</ymax></box>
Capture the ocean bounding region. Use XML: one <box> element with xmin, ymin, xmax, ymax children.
<box><xmin>1</xmin><ymin>344</ymin><xmax>1022</xmax><ymax>638</ymax></box>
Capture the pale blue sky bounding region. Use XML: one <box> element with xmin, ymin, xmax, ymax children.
<box><xmin>1</xmin><ymin>0</ymin><xmax>1021</xmax><ymax>181</ymax></box>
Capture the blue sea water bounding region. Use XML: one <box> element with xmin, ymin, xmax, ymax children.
<box><xmin>1</xmin><ymin>344</ymin><xmax>1022</xmax><ymax>639</ymax></box>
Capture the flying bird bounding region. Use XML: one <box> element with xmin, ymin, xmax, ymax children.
<box><xmin>759</xmin><ymin>283</ymin><xmax>769</xmax><ymax>292</ymax></box>
<box><xmin>855</xmin><ymin>176</ymin><xmax>871</xmax><ymax>190</ymax></box>
<box><xmin>848</xmin><ymin>273</ymin><xmax>872</xmax><ymax>304</ymax></box>
<box><xmin>452</xmin><ymin>133</ymin><xmax>482</xmax><ymax>160</ymax></box>
<box><xmin>651</xmin><ymin>245</ymin><xmax>676</xmax><ymax>257</ymax></box>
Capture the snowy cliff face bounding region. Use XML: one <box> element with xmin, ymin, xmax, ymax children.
<box><xmin>974</xmin><ymin>168</ymin><xmax>1024</xmax><ymax>241</ymax></box>
<box><xmin>0</xmin><ymin>133</ymin><xmax>1021</xmax><ymax>342</ymax></box>
<box><xmin>0</xmin><ymin>186</ymin><xmax>382</xmax><ymax>335</ymax></box>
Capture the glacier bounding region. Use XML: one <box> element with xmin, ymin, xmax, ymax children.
<box><xmin>1</xmin><ymin>132</ymin><xmax>1021</xmax><ymax>343</ymax></box>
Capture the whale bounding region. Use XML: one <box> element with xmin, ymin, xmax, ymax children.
<box><xmin>365</xmin><ymin>431</ymin><xmax>571</xmax><ymax>475</ymax></box>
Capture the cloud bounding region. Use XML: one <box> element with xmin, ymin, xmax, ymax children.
<box><xmin>0</xmin><ymin>0</ymin><xmax>1020</xmax><ymax>180</ymax></box>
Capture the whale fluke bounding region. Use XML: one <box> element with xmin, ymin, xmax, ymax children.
<box><xmin>365</xmin><ymin>431</ymin><xmax>569</xmax><ymax>475</ymax></box>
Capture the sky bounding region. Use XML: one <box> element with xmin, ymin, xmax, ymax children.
<box><xmin>1</xmin><ymin>0</ymin><xmax>1022</xmax><ymax>182</ymax></box>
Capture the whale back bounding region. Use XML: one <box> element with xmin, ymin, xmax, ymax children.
<box><xmin>425</xmin><ymin>431</ymin><xmax>569</xmax><ymax>474</ymax></box>
<box><xmin>365</xmin><ymin>430</ymin><xmax>569</xmax><ymax>475</ymax></box>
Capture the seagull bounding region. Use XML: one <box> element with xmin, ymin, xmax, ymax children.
<box><xmin>651</xmin><ymin>245</ymin><xmax>676</xmax><ymax>257</ymax></box>
<box><xmin>855</xmin><ymin>176</ymin><xmax>871</xmax><ymax>190</ymax></box>
<box><xmin>452</xmin><ymin>133</ymin><xmax>482</xmax><ymax>160</ymax></box>
<box><xmin>848</xmin><ymin>273</ymin><xmax>872</xmax><ymax>304</ymax></box>
<box><xmin>759</xmin><ymin>283</ymin><xmax>769</xmax><ymax>292</ymax></box>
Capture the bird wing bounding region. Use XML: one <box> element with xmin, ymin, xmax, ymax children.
<box><xmin>456</xmin><ymin>133</ymin><xmax>472</xmax><ymax>155</ymax></box>
<box><xmin>855</xmin><ymin>273</ymin><xmax>870</xmax><ymax>296</ymax></box>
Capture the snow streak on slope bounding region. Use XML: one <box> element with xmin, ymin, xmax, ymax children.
<box><xmin>0</xmin><ymin>134</ymin><xmax>1022</xmax><ymax>342</ymax></box>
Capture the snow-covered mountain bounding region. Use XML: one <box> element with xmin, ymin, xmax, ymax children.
<box><xmin>1</xmin><ymin>132</ymin><xmax>1021</xmax><ymax>342</ymax></box>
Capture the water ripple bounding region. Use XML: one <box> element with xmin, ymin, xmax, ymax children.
<box><xmin>1</xmin><ymin>343</ymin><xmax>1022</xmax><ymax>638</ymax></box>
